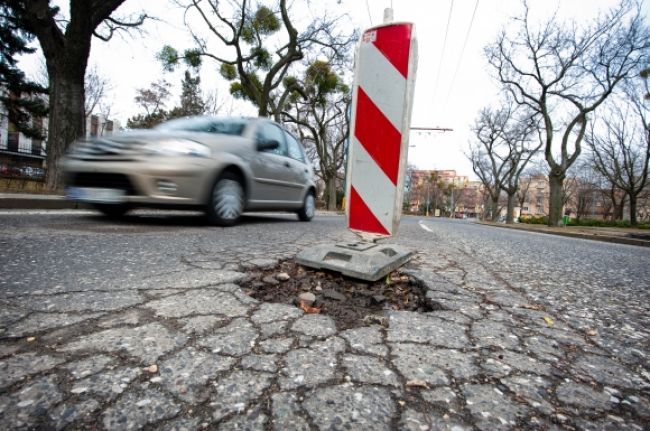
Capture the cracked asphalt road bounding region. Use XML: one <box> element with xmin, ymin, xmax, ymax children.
<box><xmin>0</xmin><ymin>210</ymin><xmax>648</xmax><ymax>430</ymax></box>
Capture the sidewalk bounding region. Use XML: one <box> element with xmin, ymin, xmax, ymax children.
<box><xmin>477</xmin><ymin>220</ymin><xmax>650</xmax><ymax>247</ymax></box>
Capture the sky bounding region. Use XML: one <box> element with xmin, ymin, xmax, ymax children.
<box><xmin>20</xmin><ymin>0</ymin><xmax>645</xmax><ymax>179</ymax></box>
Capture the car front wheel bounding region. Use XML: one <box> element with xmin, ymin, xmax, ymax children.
<box><xmin>297</xmin><ymin>191</ymin><xmax>315</xmax><ymax>222</ymax></box>
<box><xmin>207</xmin><ymin>172</ymin><xmax>244</xmax><ymax>226</ymax></box>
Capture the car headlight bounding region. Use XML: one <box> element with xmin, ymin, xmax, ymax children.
<box><xmin>144</xmin><ymin>139</ymin><xmax>211</xmax><ymax>158</ymax></box>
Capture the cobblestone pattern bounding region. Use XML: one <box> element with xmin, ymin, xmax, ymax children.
<box><xmin>0</xmin><ymin>227</ymin><xmax>648</xmax><ymax>430</ymax></box>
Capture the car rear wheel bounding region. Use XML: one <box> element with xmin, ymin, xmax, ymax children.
<box><xmin>93</xmin><ymin>203</ymin><xmax>130</xmax><ymax>219</ymax></box>
<box><xmin>207</xmin><ymin>172</ymin><xmax>244</xmax><ymax>226</ymax></box>
<box><xmin>297</xmin><ymin>191</ymin><xmax>315</xmax><ymax>222</ymax></box>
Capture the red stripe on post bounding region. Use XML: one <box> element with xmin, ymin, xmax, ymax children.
<box><xmin>354</xmin><ymin>87</ymin><xmax>401</xmax><ymax>185</ymax></box>
<box><xmin>371</xmin><ymin>24</ymin><xmax>412</xmax><ymax>78</ymax></box>
<box><xmin>349</xmin><ymin>186</ymin><xmax>390</xmax><ymax>236</ymax></box>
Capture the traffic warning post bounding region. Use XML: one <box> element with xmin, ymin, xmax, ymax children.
<box><xmin>297</xmin><ymin>12</ymin><xmax>417</xmax><ymax>281</ymax></box>
<box><xmin>346</xmin><ymin>20</ymin><xmax>418</xmax><ymax>237</ymax></box>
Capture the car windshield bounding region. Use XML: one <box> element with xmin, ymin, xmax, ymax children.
<box><xmin>155</xmin><ymin>117</ymin><xmax>247</xmax><ymax>135</ymax></box>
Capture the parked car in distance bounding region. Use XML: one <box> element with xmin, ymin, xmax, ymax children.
<box><xmin>62</xmin><ymin>116</ymin><xmax>317</xmax><ymax>226</ymax></box>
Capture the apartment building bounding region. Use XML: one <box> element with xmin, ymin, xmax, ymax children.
<box><xmin>517</xmin><ymin>175</ymin><xmax>550</xmax><ymax>217</ymax></box>
<box><xmin>0</xmin><ymin>108</ymin><xmax>120</xmax><ymax>180</ymax></box>
<box><xmin>404</xmin><ymin>169</ymin><xmax>479</xmax><ymax>216</ymax></box>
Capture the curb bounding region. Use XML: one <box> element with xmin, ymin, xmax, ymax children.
<box><xmin>0</xmin><ymin>194</ymin><xmax>91</xmax><ymax>210</ymax></box>
<box><xmin>476</xmin><ymin>221</ymin><xmax>650</xmax><ymax>248</ymax></box>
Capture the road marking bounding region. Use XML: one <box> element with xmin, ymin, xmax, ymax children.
<box><xmin>418</xmin><ymin>220</ymin><xmax>434</xmax><ymax>232</ymax></box>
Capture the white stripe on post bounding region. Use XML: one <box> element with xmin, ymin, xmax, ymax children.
<box><xmin>356</xmin><ymin>43</ymin><xmax>407</xmax><ymax>131</ymax></box>
<box><xmin>349</xmin><ymin>136</ymin><xmax>396</xmax><ymax>232</ymax></box>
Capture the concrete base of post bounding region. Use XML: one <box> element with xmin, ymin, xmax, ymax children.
<box><xmin>296</xmin><ymin>242</ymin><xmax>413</xmax><ymax>282</ymax></box>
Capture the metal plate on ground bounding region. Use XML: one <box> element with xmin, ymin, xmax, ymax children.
<box><xmin>296</xmin><ymin>242</ymin><xmax>414</xmax><ymax>282</ymax></box>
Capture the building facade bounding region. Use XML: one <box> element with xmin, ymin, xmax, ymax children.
<box><xmin>0</xmin><ymin>108</ymin><xmax>120</xmax><ymax>180</ymax></box>
<box><xmin>404</xmin><ymin>169</ymin><xmax>480</xmax><ymax>217</ymax></box>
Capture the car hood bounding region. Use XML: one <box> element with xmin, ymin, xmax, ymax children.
<box><xmin>67</xmin><ymin>130</ymin><xmax>250</xmax><ymax>159</ymax></box>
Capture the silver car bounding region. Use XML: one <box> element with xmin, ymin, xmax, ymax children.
<box><xmin>62</xmin><ymin>116</ymin><xmax>317</xmax><ymax>226</ymax></box>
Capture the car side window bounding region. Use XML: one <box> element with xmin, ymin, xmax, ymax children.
<box><xmin>285</xmin><ymin>132</ymin><xmax>306</xmax><ymax>163</ymax></box>
<box><xmin>257</xmin><ymin>123</ymin><xmax>287</xmax><ymax>156</ymax></box>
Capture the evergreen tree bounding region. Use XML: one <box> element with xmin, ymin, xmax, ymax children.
<box><xmin>169</xmin><ymin>71</ymin><xmax>205</xmax><ymax>118</ymax></box>
<box><xmin>0</xmin><ymin>3</ymin><xmax>48</xmax><ymax>139</ymax></box>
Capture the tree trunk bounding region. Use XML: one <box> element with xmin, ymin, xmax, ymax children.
<box><xmin>325</xmin><ymin>177</ymin><xmax>337</xmax><ymax>211</ymax></box>
<box><xmin>506</xmin><ymin>193</ymin><xmax>516</xmax><ymax>224</ymax></box>
<box><xmin>629</xmin><ymin>194</ymin><xmax>638</xmax><ymax>226</ymax></box>
<box><xmin>548</xmin><ymin>172</ymin><xmax>565</xmax><ymax>226</ymax></box>
<box><xmin>491</xmin><ymin>196</ymin><xmax>500</xmax><ymax>222</ymax></box>
<box><xmin>613</xmin><ymin>193</ymin><xmax>626</xmax><ymax>220</ymax></box>
<box><xmin>482</xmin><ymin>195</ymin><xmax>489</xmax><ymax>221</ymax></box>
<box><xmin>45</xmin><ymin>62</ymin><xmax>86</xmax><ymax>192</ymax></box>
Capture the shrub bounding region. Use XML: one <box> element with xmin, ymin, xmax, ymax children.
<box><xmin>567</xmin><ymin>218</ymin><xmax>650</xmax><ymax>229</ymax></box>
<box><xmin>519</xmin><ymin>215</ymin><xmax>548</xmax><ymax>224</ymax></box>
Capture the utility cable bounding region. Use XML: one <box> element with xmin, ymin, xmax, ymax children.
<box><xmin>444</xmin><ymin>0</ymin><xmax>480</xmax><ymax>107</ymax></box>
<box><xmin>366</xmin><ymin>0</ymin><xmax>373</xmax><ymax>26</ymax></box>
<box><xmin>432</xmin><ymin>0</ymin><xmax>455</xmax><ymax>108</ymax></box>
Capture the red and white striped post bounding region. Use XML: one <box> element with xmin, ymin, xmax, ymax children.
<box><xmin>345</xmin><ymin>12</ymin><xmax>418</xmax><ymax>238</ymax></box>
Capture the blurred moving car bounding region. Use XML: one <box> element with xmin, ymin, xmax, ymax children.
<box><xmin>62</xmin><ymin>116</ymin><xmax>317</xmax><ymax>226</ymax></box>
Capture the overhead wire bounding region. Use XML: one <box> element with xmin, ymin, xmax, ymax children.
<box><xmin>365</xmin><ymin>0</ymin><xmax>373</xmax><ymax>26</ymax></box>
<box><xmin>443</xmin><ymin>0</ymin><xmax>480</xmax><ymax>108</ymax></box>
<box><xmin>431</xmin><ymin>0</ymin><xmax>455</xmax><ymax>109</ymax></box>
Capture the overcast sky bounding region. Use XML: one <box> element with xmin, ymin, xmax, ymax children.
<box><xmin>20</xmin><ymin>0</ymin><xmax>647</xmax><ymax>179</ymax></box>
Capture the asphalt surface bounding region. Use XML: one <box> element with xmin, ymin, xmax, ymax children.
<box><xmin>0</xmin><ymin>209</ymin><xmax>648</xmax><ymax>430</ymax></box>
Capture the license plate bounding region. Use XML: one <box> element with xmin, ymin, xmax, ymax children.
<box><xmin>66</xmin><ymin>187</ymin><xmax>126</xmax><ymax>204</ymax></box>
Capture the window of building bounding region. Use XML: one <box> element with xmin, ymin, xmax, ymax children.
<box><xmin>7</xmin><ymin>122</ymin><xmax>19</xmax><ymax>152</ymax></box>
<box><xmin>31</xmin><ymin>118</ymin><xmax>43</xmax><ymax>155</ymax></box>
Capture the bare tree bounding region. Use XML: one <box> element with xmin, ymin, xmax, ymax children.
<box><xmin>403</xmin><ymin>164</ymin><xmax>417</xmax><ymax>213</ymax></box>
<box><xmin>636</xmin><ymin>188</ymin><xmax>650</xmax><ymax>222</ymax></box>
<box><xmin>516</xmin><ymin>162</ymin><xmax>545</xmax><ymax>218</ymax></box>
<box><xmin>84</xmin><ymin>65</ymin><xmax>111</xmax><ymax>120</ymax></box>
<box><xmin>468</xmin><ymin>103</ymin><xmax>540</xmax><ymax>223</ymax></box>
<box><xmin>126</xmin><ymin>80</ymin><xmax>171</xmax><ymax>129</ymax></box>
<box><xmin>427</xmin><ymin>171</ymin><xmax>449</xmax><ymax>217</ymax></box>
<box><xmin>283</xmin><ymin>60</ymin><xmax>350</xmax><ymax>210</ymax></box>
<box><xmin>485</xmin><ymin>0</ymin><xmax>649</xmax><ymax>226</ymax></box>
<box><xmin>587</xmin><ymin>96</ymin><xmax>649</xmax><ymax>225</ymax></box>
<box><xmin>9</xmin><ymin>1</ymin><xmax>151</xmax><ymax>190</ymax></box>
<box><xmin>561</xmin><ymin>160</ymin><xmax>600</xmax><ymax>220</ymax></box>
<box><xmin>446</xmin><ymin>183</ymin><xmax>468</xmax><ymax>218</ymax></box>
<box><xmin>500</xmin><ymin>111</ymin><xmax>541</xmax><ymax>223</ymax></box>
<box><xmin>159</xmin><ymin>0</ymin><xmax>356</xmax><ymax>121</ymax></box>
<box><xmin>468</xmin><ymin>108</ymin><xmax>507</xmax><ymax>221</ymax></box>
<box><xmin>203</xmin><ymin>90</ymin><xmax>226</xmax><ymax>116</ymax></box>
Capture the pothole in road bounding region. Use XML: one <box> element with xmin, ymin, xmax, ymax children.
<box><xmin>242</xmin><ymin>260</ymin><xmax>433</xmax><ymax>330</ymax></box>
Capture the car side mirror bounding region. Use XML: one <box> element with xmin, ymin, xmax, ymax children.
<box><xmin>257</xmin><ymin>139</ymin><xmax>280</xmax><ymax>151</ymax></box>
